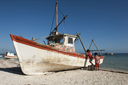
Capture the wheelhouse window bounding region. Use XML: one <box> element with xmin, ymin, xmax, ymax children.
<box><xmin>48</xmin><ymin>37</ymin><xmax>64</xmax><ymax>45</ymax></box>
<box><xmin>68</xmin><ymin>38</ymin><xmax>73</xmax><ymax>44</ymax></box>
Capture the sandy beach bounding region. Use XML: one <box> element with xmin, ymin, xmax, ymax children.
<box><xmin>0</xmin><ymin>58</ymin><xmax>128</xmax><ymax>85</ymax></box>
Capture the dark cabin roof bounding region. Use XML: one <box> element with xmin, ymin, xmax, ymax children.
<box><xmin>46</xmin><ymin>33</ymin><xmax>77</xmax><ymax>41</ymax></box>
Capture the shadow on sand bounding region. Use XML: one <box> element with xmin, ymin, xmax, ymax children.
<box><xmin>0</xmin><ymin>67</ymin><xmax>128</xmax><ymax>75</ymax></box>
<box><xmin>0</xmin><ymin>67</ymin><xmax>24</xmax><ymax>75</ymax></box>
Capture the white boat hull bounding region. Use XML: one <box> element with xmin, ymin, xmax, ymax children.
<box><xmin>10</xmin><ymin>34</ymin><xmax>105</xmax><ymax>75</ymax></box>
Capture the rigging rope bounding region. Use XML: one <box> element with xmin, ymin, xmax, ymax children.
<box><xmin>58</xmin><ymin>7</ymin><xmax>65</xmax><ymax>34</ymax></box>
<box><xmin>50</xmin><ymin>5</ymin><xmax>56</xmax><ymax>34</ymax></box>
<box><xmin>63</xmin><ymin>19</ymin><xmax>65</xmax><ymax>34</ymax></box>
<box><xmin>58</xmin><ymin>7</ymin><xmax>64</xmax><ymax>16</ymax></box>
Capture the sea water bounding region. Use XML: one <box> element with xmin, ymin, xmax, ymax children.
<box><xmin>0</xmin><ymin>54</ymin><xmax>5</xmax><ymax>59</ymax></box>
<box><xmin>100</xmin><ymin>53</ymin><xmax>128</xmax><ymax>72</ymax></box>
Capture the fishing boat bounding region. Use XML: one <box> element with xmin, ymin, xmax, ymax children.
<box><xmin>2</xmin><ymin>52</ymin><xmax>17</xmax><ymax>59</ymax></box>
<box><xmin>105</xmin><ymin>53</ymin><xmax>113</xmax><ymax>55</ymax></box>
<box><xmin>10</xmin><ymin>1</ymin><xmax>105</xmax><ymax>75</ymax></box>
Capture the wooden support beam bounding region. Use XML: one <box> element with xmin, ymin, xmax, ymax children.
<box><xmin>77</xmin><ymin>32</ymin><xmax>88</xmax><ymax>69</ymax></box>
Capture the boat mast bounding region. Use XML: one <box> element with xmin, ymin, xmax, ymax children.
<box><xmin>49</xmin><ymin>1</ymin><xmax>67</xmax><ymax>35</ymax></box>
<box><xmin>56</xmin><ymin>1</ymin><xmax>58</xmax><ymax>32</ymax></box>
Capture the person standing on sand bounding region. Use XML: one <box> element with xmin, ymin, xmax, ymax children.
<box><xmin>94</xmin><ymin>52</ymin><xmax>100</xmax><ymax>71</ymax></box>
<box><xmin>87</xmin><ymin>49</ymin><xmax>93</xmax><ymax>65</ymax></box>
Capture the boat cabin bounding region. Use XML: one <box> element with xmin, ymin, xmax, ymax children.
<box><xmin>6</xmin><ymin>52</ymin><xmax>14</xmax><ymax>56</ymax></box>
<box><xmin>46</xmin><ymin>33</ymin><xmax>77</xmax><ymax>53</ymax></box>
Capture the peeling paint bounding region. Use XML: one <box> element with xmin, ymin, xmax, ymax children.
<box><xmin>54</xmin><ymin>45</ymin><xmax>75</xmax><ymax>53</ymax></box>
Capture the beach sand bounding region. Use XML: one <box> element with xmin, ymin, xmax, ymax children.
<box><xmin>0</xmin><ymin>59</ymin><xmax>128</xmax><ymax>85</ymax></box>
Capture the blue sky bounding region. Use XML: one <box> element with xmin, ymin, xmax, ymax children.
<box><xmin>0</xmin><ymin>0</ymin><xmax>128</xmax><ymax>54</ymax></box>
